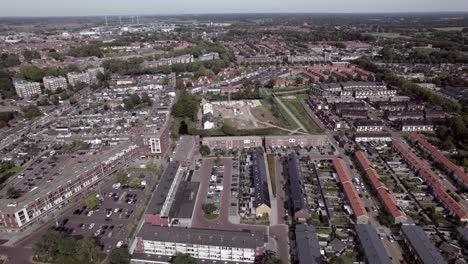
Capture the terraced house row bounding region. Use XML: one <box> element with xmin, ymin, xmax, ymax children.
<box><xmin>408</xmin><ymin>133</ymin><xmax>468</xmax><ymax>189</ymax></box>
<box><xmin>354</xmin><ymin>151</ymin><xmax>407</xmax><ymax>224</ymax></box>
<box><xmin>332</xmin><ymin>158</ymin><xmax>369</xmax><ymax>224</ymax></box>
<box><xmin>393</xmin><ymin>140</ymin><xmax>468</xmax><ymax>222</ymax></box>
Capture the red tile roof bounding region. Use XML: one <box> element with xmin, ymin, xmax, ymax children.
<box><xmin>409</xmin><ymin>133</ymin><xmax>468</xmax><ymax>184</ymax></box>
<box><xmin>333</xmin><ymin>158</ymin><xmax>368</xmax><ymax>218</ymax></box>
<box><xmin>355</xmin><ymin>151</ymin><xmax>406</xmax><ymax>220</ymax></box>
<box><xmin>393</xmin><ymin>140</ymin><xmax>468</xmax><ymax>221</ymax></box>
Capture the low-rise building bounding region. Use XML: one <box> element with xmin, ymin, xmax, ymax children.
<box><xmin>287</xmin><ymin>153</ymin><xmax>310</xmax><ymax>222</ymax></box>
<box><xmin>202</xmin><ymin>136</ymin><xmax>263</xmax><ymax>150</ymax></box>
<box><xmin>355</xmin><ymin>224</ymin><xmax>392</xmax><ymax>264</ymax></box>
<box><xmin>400</xmin><ymin>225</ymin><xmax>446</xmax><ymax>264</ymax></box>
<box><xmin>400</xmin><ymin>120</ymin><xmax>434</xmax><ymax>132</ymax></box>
<box><xmin>393</xmin><ymin>140</ymin><xmax>468</xmax><ymax>222</ymax></box>
<box><xmin>385</xmin><ymin>110</ymin><xmax>424</xmax><ymax>121</ymax></box>
<box><xmin>295</xmin><ymin>224</ymin><xmax>322</xmax><ymax>264</ymax></box>
<box><xmin>355</xmin><ymin>151</ymin><xmax>407</xmax><ymax>224</ymax></box>
<box><xmin>202</xmin><ymin>113</ymin><xmax>215</xmax><ymax>129</ymax></box>
<box><xmin>341</xmin><ymin>110</ymin><xmax>367</xmax><ymax>119</ymax></box>
<box><xmin>354</xmin><ymin>120</ymin><xmax>384</xmax><ymax>132</ymax></box>
<box><xmin>251</xmin><ymin>149</ymin><xmax>271</xmax><ymax>217</ymax></box>
<box><xmin>264</xmin><ymin>135</ymin><xmax>329</xmax><ymax>149</ymax></box>
<box><xmin>333</xmin><ymin>158</ymin><xmax>369</xmax><ymax>224</ymax></box>
<box><xmin>409</xmin><ymin>133</ymin><xmax>468</xmax><ymax>188</ymax></box>
<box><xmin>354</xmin><ymin>133</ymin><xmax>392</xmax><ymax>143</ymax></box>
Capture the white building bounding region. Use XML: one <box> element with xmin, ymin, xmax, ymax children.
<box><xmin>12</xmin><ymin>78</ymin><xmax>41</xmax><ymax>98</ymax></box>
<box><xmin>43</xmin><ymin>76</ymin><xmax>68</xmax><ymax>92</ymax></box>
<box><xmin>67</xmin><ymin>72</ymin><xmax>90</xmax><ymax>86</ymax></box>
<box><xmin>202</xmin><ymin>102</ymin><xmax>213</xmax><ymax>115</ymax></box>
<box><xmin>132</xmin><ymin>225</ymin><xmax>265</xmax><ymax>263</ymax></box>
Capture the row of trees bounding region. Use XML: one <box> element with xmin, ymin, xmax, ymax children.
<box><xmin>380</xmin><ymin>47</ymin><xmax>468</xmax><ymax>64</ymax></box>
<box><xmin>19</xmin><ymin>64</ymin><xmax>80</xmax><ymax>82</ymax></box>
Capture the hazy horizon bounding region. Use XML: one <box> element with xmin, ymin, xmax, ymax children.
<box><xmin>1</xmin><ymin>0</ymin><xmax>468</xmax><ymax>17</ymax></box>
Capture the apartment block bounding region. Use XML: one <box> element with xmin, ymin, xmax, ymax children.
<box><xmin>132</xmin><ymin>225</ymin><xmax>265</xmax><ymax>263</ymax></box>
<box><xmin>12</xmin><ymin>78</ymin><xmax>41</xmax><ymax>98</ymax></box>
<box><xmin>43</xmin><ymin>76</ymin><xmax>68</xmax><ymax>92</ymax></box>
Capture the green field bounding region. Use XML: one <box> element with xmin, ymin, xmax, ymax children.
<box><xmin>270</xmin><ymin>97</ymin><xmax>300</xmax><ymax>130</ymax></box>
<box><xmin>266</xmin><ymin>154</ymin><xmax>276</xmax><ymax>196</ymax></box>
<box><xmin>280</xmin><ymin>96</ymin><xmax>322</xmax><ymax>134</ymax></box>
<box><xmin>251</xmin><ymin>102</ymin><xmax>282</xmax><ymax>126</ymax></box>
<box><xmin>433</xmin><ymin>27</ymin><xmax>465</xmax><ymax>31</ymax></box>
<box><xmin>204</xmin><ymin>214</ymin><xmax>219</xmax><ymax>220</ymax></box>
<box><xmin>366</xmin><ymin>32</ymin><xmax>412</xmax><ymax>39</ymax></box>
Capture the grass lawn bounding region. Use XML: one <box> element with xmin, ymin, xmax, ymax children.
<box><xmin>433</xmin><ymin>27</ymin><xmax>465</xmax><ymax>31</ymax></box>
<box><xmin>271</xmin><ymin>97</ymin><xmax>299</xmax><ymax>130</ymax></box>
<box><xmin>251</xmin><ymin>103</ymin><xmax>281</xmax><ymax>126</ymax></box>
<box><xmin>204</xmin><ymin>214</ymin><xmax>219</xmax><ymax>220</ymax></box>
<box><xmin>281</xmin><ymin>96</ymin><xmax>322</xmax><ymax>134</ymax></box>
<box><xmin>0</xmin><ymin>166</ymin><xmax>22</xmax><ymax>178</ymax></box>
<box><xmin>266</xmin><ymin>154</ymin><xmax>276</xmax><ymax>196</ymax></box>
<box><xmin>366</xmin><ymin>32</ymin><xmax>412</xmax><ymax>39</ymax></box>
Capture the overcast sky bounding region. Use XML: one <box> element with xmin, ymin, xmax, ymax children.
<box><xmin>1</xmin><ymin>0</ymin><xmax>468</xmax><ymax>17</ymax></box>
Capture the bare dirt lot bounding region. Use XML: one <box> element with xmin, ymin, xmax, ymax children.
<box><xmin>212</xmin><ymin>100</ymin><xmax>270</xmax><ymax>129</ymax></box>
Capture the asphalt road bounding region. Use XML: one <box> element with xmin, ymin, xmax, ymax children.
<box><xmin>0</xmin><ymin>246</ymin><xmax>33</xmax><ymax>263</ymax></box>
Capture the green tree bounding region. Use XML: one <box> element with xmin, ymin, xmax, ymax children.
<box><xmin>129</xmin><ymin>178</ymin><xmax>141</xmax><ymax>189</ymax></box>
<box><xmin>22</xmin><ymin>49</ymin><xmax>41</xmax><ymax>62</ymax></box>
<box><xmin>261</xmin><ymin>255</ymin><xmax>282</xmax><ymax>264</ymax></box>
<box><xmin>202</xmin><ymin>203</ymin><xmax>217</xmax><ymax>214</ymax></box>
<box><xmin>77</xmin><ymin>237</ymin><xmax>100</xmax><ymax>264</ymax></box>
<box><xmin>115</xmin><ymin>170</ymin><xmax>128</xmax><ymax>185</ymax></box>
<box><xmin>85</xmin><ymin>196</ymin><xmax>100</xmax><ymax>211</ymax></box>
<box><xmin>172</xmin><ymin>254</ymin><xmax>197</xmax><ymax>264</ymax></box>
<box><xmin>109</xmin><ymin>248</ymin><xmax>130</xmax><ymax>264</ymax></box>
<box><xmin>7</xmin><ymin>187</ymin><xmax>19</xmax><ymax>198</ymax></box>
<box><xmin>20</xmin><ymin>65</ymin><xmax>45</xmax><ymax>82</ymax></box>
<box><xmin>200</xmin><ymin>145</ymin><xmax>210</xmax><ymax>156</ymax></box>
<box><xmin>23</xmin><ymin>104</ymin><xmax>42</xmax><ymax>119</ymax></box>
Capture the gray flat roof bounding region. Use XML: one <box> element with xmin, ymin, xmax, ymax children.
<box><xmin>355</xmin><ymin>224</ymin><xmax>392</xmax><ymax>264</ymax></box>
<box><xmin>287</xmin><ymin>153</ymin><xmax>308</xmax><ymax>213</ymax></box>
<box><xmin>137</xmin><ymin>225</ymin><xmax>265</xmax><ymax>249</ymax></box>
<box><xmin>400</xmin><ymin>225</ymin><xmax>446</xmax><ymax>264</ymax></box>
<box><xmin>168</xmin><ymin>181</ymin><xmax>199</xmax><ymax>219</ymax></box>
<box><xmin>456</xmin><ymin>227</ymin><xmax>468</xmax><ymax>243</ymax></box>
<box><xmin>252</xmin><ymin>148</ymin><xmax>270</xmax><ymax>208</ymax></box>
<box><xmin>0</xmin><ymin>143</ymin><xmax>137</xmax><ymax>212</ymax></box>
<box><xmin>295</xmin><ymin>224</ymin><xmax>322</xmax><ymax>264</ymax></box>
<box><xmin>146</xmin><ymin>161</ymin><xmax>180</xmax><ymax>215</ymax></box>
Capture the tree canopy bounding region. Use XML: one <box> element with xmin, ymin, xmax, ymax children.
<box><xmin>33</xmin><ymin>231</ymin><xmax>101</xmax><ymax>264</ymax></box>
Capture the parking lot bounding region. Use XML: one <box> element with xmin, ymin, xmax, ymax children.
<box><xmin>21</xmin><ymin>169</ymin><xmax>157</xmax><ymax>253</ymax></box>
